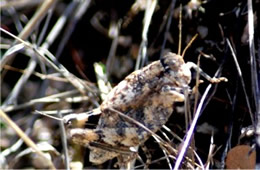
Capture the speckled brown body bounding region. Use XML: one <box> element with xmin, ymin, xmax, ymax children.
<box><xmin>69</xmin><ymin>52</ymin><xmax>193</xmax><ymax>164</ymax></box>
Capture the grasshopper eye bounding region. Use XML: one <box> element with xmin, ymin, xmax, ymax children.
<box><xmin>161</xmin><ymin>52</ymin><xmax>184</xmax><ymax>72</ymax></box>
<box><xmin>64</xmin><ymin>119</ymin><xmax>72</xmax><ymax>127</ymax></box>
<box><xmin>63</xmin><ymin>114</ymin><xmax>78</xmax><ymax>127</ymax></box>
<box><xmin>63</xmin><ymin>113</ymin><xmax>91</xmax><ymax>127</ymax></box>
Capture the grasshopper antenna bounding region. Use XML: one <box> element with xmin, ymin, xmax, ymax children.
<box><xmin>177</xmin><ymin>5</ymin><xmax>198</xmax><ymax>58</ymax></box>
<box><xmin>181</xmin><ymin>33</ymin><xmax>198</xmax><ymax>57</ymax></box>
<box><xmin>178</xmin><ymin>4</ymin><xmax>182</xmax><ymax>55</ymax></box>
<box><xmin>34</xmin><ymin>110</ymin><xmax>64</xmax><ymax>121</ymax></box>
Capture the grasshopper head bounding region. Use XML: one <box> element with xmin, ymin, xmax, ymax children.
<box><xmin>161</xmin><ymin>52</ymin><xmax>185</xmax><ymax>71</ymax></box>
<box><xmin>161</xmin><ymin>52</ymin><xmax>191</xmax><ymax>86</ymax></box>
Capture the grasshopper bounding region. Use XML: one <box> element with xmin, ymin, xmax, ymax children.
<box><xmin>64</xmin><ymin>52</ymin><xmax>227</xmax><ymax>166</ymax></box>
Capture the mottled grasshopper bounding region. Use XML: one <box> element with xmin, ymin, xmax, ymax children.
<box><xmin>64</xmin><ymin>52</ymin><xmax>227</xmax><ymax>165</ymax></box>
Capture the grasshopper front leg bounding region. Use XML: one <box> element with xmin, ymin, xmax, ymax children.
<box><xmin>185</xmin><ymin>62</ymin><xmax>228</xmax><ymax>83</ymax></box>
<box><xmin>63</xmin><ymin>108</ymin><xmax>102</xmax><ymax>127</ymax></box>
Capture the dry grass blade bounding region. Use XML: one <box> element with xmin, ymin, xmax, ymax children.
<box><xmin>57</xmin><ymin>111</ymin><xmax>70</xmax><ymax>170</ymax></box>
<box><xmin>2</xmin><ymin>59</ymin><xmax>37</xmax><ymax>106</ymax></box>
<box><xmin>3</xmin><ymin>65</ymin><xmax>69</xmax><ymax>82</ymax></box>
<box><xmin>0</xmin><ymin>109</ymin><xmax>56</xmax><ymax>169</ymax></box>
<box><xmin>0</xmin><ymin>0</ymin><xmax>43</xmax><ymax>9</ymax></box>
<box><xmin>204</xmin><ymin>134</ymin><xmax>215</xmax><ymax>169</ymax></box>
<box><xmin>106</xmin><ymin>20</ymin><xmax>121</xmax><ymax>79</ymax></box>
<box><xmin>226</xmin><ymin>39</ymin><xmax>254</xmax><ymax>125</ymax></box>
<box><xmin>0</xmin><ymin>28</ymin><xmax>93</xmax><ymax>97</ymax></box>
<box><xmin>2</xmin><ymin>43</ymin><xmax>25</xmax><ymax>56</ymax></box>
<box><xmin>0</xmin><ymin>0</ymin><xmax>57</xmax><ymax>70</ymax></box>
<box><xmin>160</xmin><ymin>0</ymin><xmax>176</xmax><ymax>58</ymax></box>
<box><xmin>55</xmin><ymin>0</ymin><xmax>91</xmax><ymax>58</ymax></box>
<box><xmin>174</xmin><ymin>83</ymin><xmax>213</xmax><ymax>170</ymax></box>
<box><xmin>247</xmin><ymin>0</ymin><xmax>258</xmax><ymax>109</ymax></box>
<box><xmin>37</xmin><ymin>48</ymin><xmax>92</xmax><ymax>95</ymax></box>
<box><xmin>94</xmin><ymin>62</ymin><xmax>112</xmax><ymax>101</ymax></box>
<box><xmin>162</xmin><ymin>125</ymin><xmax>205</xmax><ymax>169</ymax></box>
<box><xmin>135</xmin><ymin>0</ymin><xmax>157</xmax><ymax>70</ymax></box>
<box><xmin>40</xmin><ymin>1</ymin><xmax>77</xmax><ymax>51</ymax></box>
<box><xmin>247</xmin><ymin>0</ymin><xmax>260</xmax><ymax>168</ymax></box>
<box><xmin>2</xmin><ymin>90</ymin><xmax>81</xmax><ymax>112</ymax></box>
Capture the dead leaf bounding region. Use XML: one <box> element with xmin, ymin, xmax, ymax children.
<box><xmin>226</xmin><ymin>145</ymin><xmax>255</xmax><ymax>169</ymax></box>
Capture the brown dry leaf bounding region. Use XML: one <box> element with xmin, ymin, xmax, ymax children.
<box><xmin>226</xmin><ymin>145</ymin><xmax>255</xmax><ymax>169</ymax></box>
